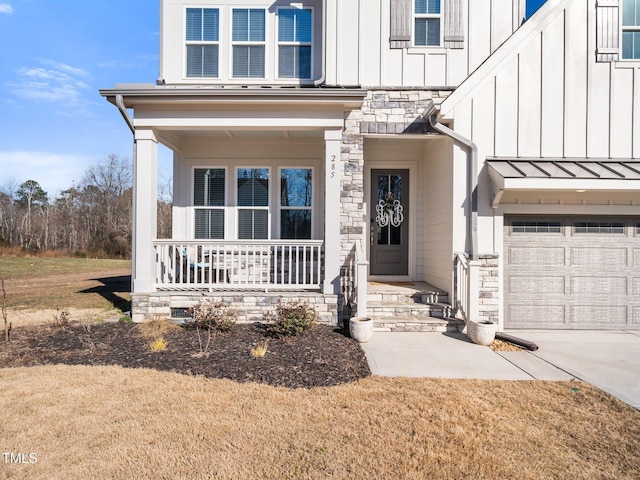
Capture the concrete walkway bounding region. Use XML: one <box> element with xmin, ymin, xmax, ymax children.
<box><xmin>360</xmin><ymin>330</ymin><xmax>640</xmax><ymax>409</ymax></box>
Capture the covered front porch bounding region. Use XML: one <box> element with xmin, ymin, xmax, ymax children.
<box><xmin>99</xmin><ymin>87</ymin><xmax>368</xmax><ymax>322</ymax></box>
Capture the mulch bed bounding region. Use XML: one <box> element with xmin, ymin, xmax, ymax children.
<box><xmin>0</xmin><ymin>322</ymin><xmax>371</xmax><ymax>388</ymax></box>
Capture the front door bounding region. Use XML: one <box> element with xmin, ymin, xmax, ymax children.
<box><xmin>370</xmin><ymin>169</ymin><xmax>409</xmax><ymax>275</ymax></box>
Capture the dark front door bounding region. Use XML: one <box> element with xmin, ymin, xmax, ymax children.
<box><xmin>370</xmin><ymin>169</ymin><xmax>409</xmax><ymax>275</ymax></box>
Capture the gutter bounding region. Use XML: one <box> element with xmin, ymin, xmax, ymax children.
<box><xmin>314</xmin><ymin>0</ymin><xmax>327</xmax><ymax>87</ymax></box>
<box><xmin>115</xmin><ymin>94</ymin><xmax>135</xmax><ymax>136</ymax></box>
<box><xmin>423</xmin><ymin>103</ymin><xmax>478</xmax><ymax>260</ymax></box>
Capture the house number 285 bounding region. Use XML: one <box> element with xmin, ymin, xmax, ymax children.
<box><xmin>330</xmin><ymin>155</ymin><xmax>336</xmax><ymax>178</ymax></box>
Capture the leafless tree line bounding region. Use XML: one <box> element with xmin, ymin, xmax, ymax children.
<box><xmin>0</xmin><ymin>155</ymin><xmax>172</xmax><ymax>258</ymax></box>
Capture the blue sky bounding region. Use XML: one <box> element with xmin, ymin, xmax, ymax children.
<box><xmin>0</xmin><ymin>0</ymin><xmax>170</xmax><ymax>197</ymax></box>
<box><xmin>527</xmin><ymin>0</ymin><xmax>547</xmax><ymax>18</ymax></box>
<box><xmin>0</xmin><ymin>0</ymin><xmax>548</xmax><ymax>198</ymax></box>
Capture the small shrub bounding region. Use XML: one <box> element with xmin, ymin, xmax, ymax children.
<box><xmin>186</xmin><ymin>300</ymin><xmax>237</xmax><ymax>333</ymax></box>
<box><xmin>264</xmin><ymin>300</ymin><xmax>318</xmax><ymax>338</ymax></box>
<box><xmin>250</xmin><ymin>339</ymin><xmax>269</xmax><ymax>358</ymax></box>
<box><xmin>51</xmin><ymin>310</ymin><xmax>71</xmax><ymax>329</ymax></box>
<box><xmin>118</xmin><ymin>315</ymin><xmax>133</xmax><ymax>323</ymax></box>
<box><xmin>149</xmin><ymin>337</ymin><xmax>168</xmax><ymax>352</ymax></box>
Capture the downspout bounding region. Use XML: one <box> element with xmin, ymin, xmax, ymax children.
<box><xmin>313</xmin><ymin>0</ymin><xmax>327</xmax><ymax>86</ymax></box>
<box><xmin>423</xmin><ymin>103</ymin><xmax>478</xmax><ymax>260</ymax></box>
<box><xmin>116</xmin><ymin>94</ymin><xmax>135</xmax><ymax>136</ymax></box>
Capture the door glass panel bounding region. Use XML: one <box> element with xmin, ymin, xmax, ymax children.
<box><xmin>376</xmin><ymin>174</ymin><xmax>403</xmax><ymax>246</ymax></box>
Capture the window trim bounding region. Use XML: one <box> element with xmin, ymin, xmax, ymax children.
<box><xmin>231</xmin><ymin>7</ymin><xmax>268</xmax><ymax>80</ymax></box>
<box><xmin>184</xmin><ymin>7</ymin><xmax>220</xmax><ymax>78</ymax></box>
<box><xmin>413</xmin><ymin>0</ymin><xmax>443</xmax><ymax>47</ymax></box>
<box><xmin>275</xmin><ymin>6</ymin><xmax>314</xmax><ymax>80</ymax></box>
<box><xmin>278</xmin><ymin>166</ymin><xmax>314</xmax><ymax>240</ymax></box>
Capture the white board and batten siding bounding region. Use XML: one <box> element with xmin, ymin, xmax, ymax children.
<box><xmin>330</xmin><ymin>0</ymin><xmax>525</xmax><ymax>88</ymax></box>
<box><xmin>441</xmin><ymin>0</ymin><xmax>640</xmax><ymax>161</ymax></box>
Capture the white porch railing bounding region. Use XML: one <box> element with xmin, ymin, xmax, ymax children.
<box><xmin>154</xmin><ymin>240</ymin><xmax>323</xmax><ymax>291</ymax></box>
<box><xmin>453</xmin><ymin>252</ymin><xmax>480</xmax><ymax>323</ymax></box>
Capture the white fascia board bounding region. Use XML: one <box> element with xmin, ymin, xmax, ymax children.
<box><xmin>133</xmin><ymin>113</ymin><xmax>345</xmax><ymax>129</ymax></box>
<box><xmin>500</xmin><ymin>178</ymin><xmax>640</xmax><ymax>191</ymax></box>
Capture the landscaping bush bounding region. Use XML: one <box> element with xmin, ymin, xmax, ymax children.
<box><xmin>264</xmin><ymin>300</ymin><xmax>318</xmax><ymax>338</ymax></box>
<box><xmin>186</xmin><ymin>300</ymin><xmax>237</xmax><ymax>333</ymax></box>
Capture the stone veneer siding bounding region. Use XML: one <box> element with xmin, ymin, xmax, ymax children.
<box><xmin>339</xmin><ymin>89</ymin><xmax>452</xmax><ymax>315</ymax></box>
<box><xmin>132</xmin><ymin>292</ymin><xmax>338</xmax><ymax>324</ymax></box>
<box><xmin>478</xmin><ymin>254</ymin><xmax>499</xmax><ymax>324</ymax></box>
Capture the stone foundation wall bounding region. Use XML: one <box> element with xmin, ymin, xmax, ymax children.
<box><xmin>478</xmin><ymin>255</ymin><xmax>499</xmax><ymax>324</ymax></box>
<box><xmin>132</xmin><ymin>292</ymin><xmax>339</xmax><ymax>325</ymax></box>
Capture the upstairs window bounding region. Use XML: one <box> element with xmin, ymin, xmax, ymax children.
<box><xmin>232</xmin><ymin>9</ymin><xmax>266</xmax><ymax>78</ymax></box>
<box><xmin>186</xmin><ymin>8</ymin><xmax>219</xmax><ymax>77</ymax></box>
<box><xmin>414</xmin><ymin>0</ymin><xmax>441</xmax><ymax>46</ymax></box>
<box><xmin>622</xmin><ymin>0</ymin><xmax>640</xmax><ymax>59</ymax></box>
<box><xmin>278</xmin><ymin>8</ymin><xmax>313</xmax><ymax>79</ymax></box>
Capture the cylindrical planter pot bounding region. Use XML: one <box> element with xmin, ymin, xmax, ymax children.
<box><xmin>349</xmin><ymin>317</ymin><xmax>373</xmax><ymax>343</ymax></box>
<box><xmin>467</xmin><ymin>320</ymin><xmax>497</xmax><ymax>346</ymax></box>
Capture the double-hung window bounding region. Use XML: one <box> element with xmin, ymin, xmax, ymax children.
<box><xmin>194</xmin><ymin>169</ymin><xmax>225</xmax><ymax>239</ymax></box>
<box><xmin>237</xmin><ymin>168</ymin><xmax>269</xmax><ymax>239</ymax></box>
<box><xmin>232</xmin><ymin>9</ymin><xmax>266</xmax><ymax>78</ymax></box>
<box><xmin>414</xmin><ymin>0</ymin><xmax>441</xmax><ymax>47</ymax></box>
<box><xmin>280</xmin><ymin>169</ymin><xmax>312</xmax><ymax>239</ymax></box>
<box><xmin>186</xmin><ymin>8</ymin><xmax>219</xmax><ymax>77</ymax></box>
<box><xmin>622</xmin><ymin>0</ymin><xmax>640</xmax><ymax>59</ymax></box>
<box><xmin>278</xmin><ymin>8</ymin><xmax>313</xmax><ymax>79</ymax></box>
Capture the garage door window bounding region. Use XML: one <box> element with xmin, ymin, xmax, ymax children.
<box><xmin>512</xmin><ymin>221</ymin><xmax>561</xmax><ymax>233</ymax></box>
<box><xmin>574</xmin><ymin>222</ymin><xmax>624</xmax><ymax>234</ymax></box>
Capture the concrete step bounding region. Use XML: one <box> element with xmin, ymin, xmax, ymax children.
<box><xmin>367</xmin><ymin>290</ymin><xmax>449</xmax><ymax>305</ymax></box>
<box><xmin>373</xmin><ymin>316</ymin><xmax>466</xmax><ymax>333</ymax></box>
<box><xmin>368</xmin><ymin>301</ymin><xmax>453</xmax><ymax>319</ymax></box>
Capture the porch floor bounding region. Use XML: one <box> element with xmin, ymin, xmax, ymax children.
<box><xmin>367</xmin><ymin>281</ymin><xmax>447</xmax><ymax>297</ymax></box>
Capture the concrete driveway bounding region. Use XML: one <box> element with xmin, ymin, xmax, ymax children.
<box><xmin>361</xmin><ymin>330</ymin><xmax>640</xmax><ymax>409</ymax></box>
<box><xmin>507</xmin><ymin>330</ymin><xmax>640</xmax><ymax>409</ymax></box>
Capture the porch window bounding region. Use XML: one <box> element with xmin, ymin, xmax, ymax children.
<box><xmin>623</xmin><ymin>0</ymin><xmax>640</xmax><ymax>59</ymax></box>
<box><xmin>186</xmin><ymin>8</ymin><xmax>219</xmax><ymax>77</ymax></box>
<box><xmin>232</xmin><ymin>8</ymin><xmax>266</xmax><ymax>78</ymax></box>
<box><xmin>194</xmin><ymin>168</ymin><xmax>225</xmax><ymax>239</ymax></box>
<box><xmin>280</xmin><ymin>168</ymin><xmax>312</xmax><ymax>239</ymax></box>
<box><xmin>238</xmin><ymin>168</ymin><xmax>269</xmax><ymax>239</ymax></box>
<box><xmin>414</xmin><ymin>0</ymin><xmax>441</xmax><ymax>46</ymax></box>
<box><xmin>277</xmin><ymin>8</ymin><xmax>313</xmax><ymax>79</ymax></box>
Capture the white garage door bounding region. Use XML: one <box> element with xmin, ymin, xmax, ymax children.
<box><xmin>504</xmin><ymin>216</ymin><xmax>640</xmax><ymax>329</ymax></box>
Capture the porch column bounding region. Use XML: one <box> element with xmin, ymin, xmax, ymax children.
<box><xmin>132</xmin><ymin>129</ymin><xmax>158</xmax><ymax>293</ymax></box>
<box><xmin>324</xmin><ymin>129</ymin><xmax>342</xmax><ymax>294</ymax></box>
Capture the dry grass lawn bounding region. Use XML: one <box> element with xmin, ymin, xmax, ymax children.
<box><xmin>0</xmin><ymin>256</ymin><xmax>131</xmax><ymax>326</ymax></box>
<box><xmin>1</xmin><ymin>365</ymin><xmax>639</xmax><ymax>480</ymax></box>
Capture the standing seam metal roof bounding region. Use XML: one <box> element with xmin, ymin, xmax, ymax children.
<box><xmin>487</xmin><ymin>159</ymin><xmax>640</xmax><ymax>180</ymax></box>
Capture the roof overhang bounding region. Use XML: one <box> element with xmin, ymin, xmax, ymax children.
<box><xmin>99</xmin><ymin>84</ymin><xmax>368</xmax><ymax>109</ymax></box>
<box><xmin>488</xmin><ymin>158</ymin><xmax>640</xmax><ymax>207</ymax></box>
